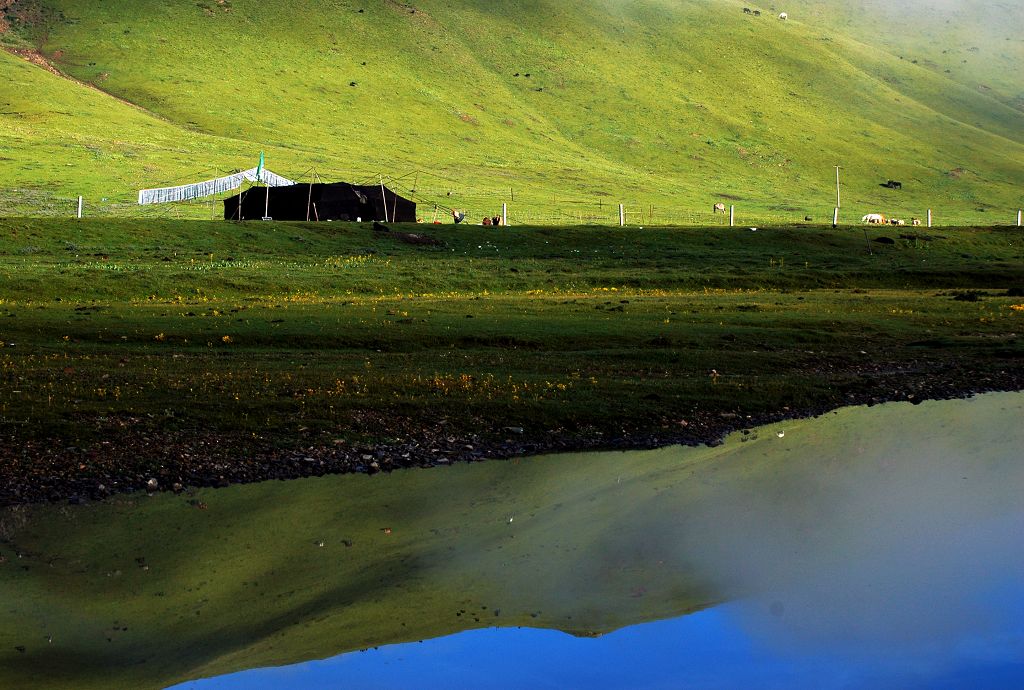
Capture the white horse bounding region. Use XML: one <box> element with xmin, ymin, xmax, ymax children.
<box><xmin>862</xmin><ymin>213</ymin><xmax>886</xmax><ymax>224</ymax></box>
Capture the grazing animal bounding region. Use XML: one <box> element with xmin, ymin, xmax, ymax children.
<box><xmin>890</xmin><ymin>218</ymin><xmax>906</xmax><ymax>226</ymax></box>
<box><xmin>804</xmin><ymin>215</ymin><xmax>813</xmax><ymax>221</ymax></box>
<box><xmin>743</xmin><ymin>7</ymin><xmax>752</xmax><ymax>13</ymax></box>
<box><xmin>911</xmin><ymin>218</ymin><xmax>921</xmax><ymax>226</ymax></box>
<box><xmin>778</xmin><ymin>12</ymin><xmax>788</xmax><ymax>19</ymax></box>
<box><xmin>862</xmin><ymin>213</ymin><xmax>886</xmax><ymax>224</ymax></box>
<box><xmin>753</xmin><ymin>9</ymin><xmax>761</xmax><ymax>15</ymax></box>
<box><xmin>713</xmin><ymin>202</ymin><xmax>726</xmax><ymax>214</ymax></box>
<box><xmin>882</xmin><ymin>180</ymin><xmax>902</xmax><ymax>189</ymax></box>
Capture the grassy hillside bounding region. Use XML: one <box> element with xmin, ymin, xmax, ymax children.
<box><xmin>782</xmin><ymin>0</ymin><xmax>1024</xmax><ymax>109</ymax></box>
<box><xmin>1</xmin><ymin>0</ymin><xmax>1022</xmax><ymax>224</ymax></box>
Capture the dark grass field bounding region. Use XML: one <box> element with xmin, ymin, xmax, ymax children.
<box><xmin>1</xmin><ymin>218</ymin><xmax>1022</xmax><ymax>503</ymax></box>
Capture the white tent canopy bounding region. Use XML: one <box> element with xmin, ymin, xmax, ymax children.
<box><xmin>138</xmin><ymin>167</ymin><xmax>295</xmax><ymax>205</ymax></box>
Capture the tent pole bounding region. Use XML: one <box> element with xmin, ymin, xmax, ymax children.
<box><xmin>235</xmin><ymin>182</ymin><xmax>245</xmax><ymax>222</ymax></box>
<box><xmin>380</xmin><ymin>175</ymin><xmax>388</xmax><ymax>223</ymax></box>
<box><xmin>307</xmin><ymin>170</ymin><xmax>314</xmax><ymax>222</ymax></box>
<box><xmin>264</xmin><ymin>183</ymin><xmax>270</xmax><ymax>220</ymax></box>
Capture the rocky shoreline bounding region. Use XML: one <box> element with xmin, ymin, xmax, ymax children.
<box><xmin>2</xmin><ymin>366</ymin><xmax>1022</xmax><ymax>507</ymax></box>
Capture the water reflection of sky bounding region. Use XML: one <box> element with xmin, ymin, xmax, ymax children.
<box><xmin>174</xmin><ymin>583</ymin><xmax>1024</xmax><ymax>690</ymax></box>
<box><xmin>173</xmin><ymin>395</ymin><xmax>1024</xmax><ymax>690</ymax></box>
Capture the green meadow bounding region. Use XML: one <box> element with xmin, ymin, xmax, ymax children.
<box><xmin>0</xmin><ymin>218</ymin><xmax>1021</xmax><ymax>484</ymax></box>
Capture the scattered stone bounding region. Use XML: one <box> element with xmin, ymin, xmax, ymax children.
<box><xmin>0</xmin><ymin>363</ymin><xmax>1020</xmax><ymax>506</ymax></box>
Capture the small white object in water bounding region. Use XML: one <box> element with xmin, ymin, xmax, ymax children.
<box><xmin>777</xmin><ymin>430</ymin><xmax>785</xmax><ymax>438</ymax></box>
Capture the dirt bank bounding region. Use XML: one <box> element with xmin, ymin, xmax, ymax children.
<box><xmin>2</xmin><ymin>361</ymin><xmax>1021</xmax><ymax>506</ymax></box>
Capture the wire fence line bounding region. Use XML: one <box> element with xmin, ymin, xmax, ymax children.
<box><xmin>1</xmin><ymin>187</ymin><xmax>1021</xmax><ymax>228</ymax></box>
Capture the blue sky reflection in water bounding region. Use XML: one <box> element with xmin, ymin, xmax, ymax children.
<box><xmin>174</xmin><ymin>586</ymin><xmax>1024</xmax><ymax>690</ymax></box>
<box><xmin>175</xmin><ymin>394</ymin><xmax>1024</xmax><ymax>690</ymax></box>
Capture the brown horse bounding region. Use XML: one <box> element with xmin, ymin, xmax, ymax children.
<box><xmin>713</xmin><ymin>202</ymin><xmax>726</xmax><ymax>214</ymax></box>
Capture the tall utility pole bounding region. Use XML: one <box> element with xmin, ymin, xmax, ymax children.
<box><xmin>835</xmin><ymin>166</ymin><xmax>842</xmax><ymax>208</ymax></box>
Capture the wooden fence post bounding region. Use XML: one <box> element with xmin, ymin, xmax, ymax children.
<box><xmin>77</xmin><ymin>196</ymin><xmax>83</xmax><ymax>219</ymax></box>
<box><xmin>619</xmin><ymin>204</ymin><xmax>625</xmax><ymax>227</ymax></box>
<box><xmin>927</xmin><ymin>209</ymin><xmax>932</xmax><ymax>227</ymax></box>
<box><xmin>729</xmin><ymin>205</ymin><xmax>735</xmax><ymax>227</ymax></box>
<box><xmin>833</xmin><ymin>207</ymin><xmax>839</xmax><ymax>228</ymax></box>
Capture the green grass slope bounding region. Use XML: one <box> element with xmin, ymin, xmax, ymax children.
<box><xmin>1</xmin><ymin>0</ymin><xmax>1022</xmax><ymax>223</ymax></box>
<box><xmin>782</xmin><ymin>0</ymin><xmax>1024</xmax><ymax>109</ymax></box>
<box><xmin>0</xmin><ymin>49</ymin><xmax>257</xmax><ymax>212</ymax></box>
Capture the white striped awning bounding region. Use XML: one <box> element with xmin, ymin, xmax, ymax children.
<box><xmin>138</xmin><ymin>168</ymin><xmax>295</xmax><ymax>205</ymax></box>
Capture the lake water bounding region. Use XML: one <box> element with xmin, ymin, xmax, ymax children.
<box><xmin>1</xmin><ymin>392</ymin><xmax>1022</xmax><ymax>689</ymax></box>
<box><xmin>174</xmin><ymin>593</ymin><xmax>1024</xmax><ymax>690</ymax></box>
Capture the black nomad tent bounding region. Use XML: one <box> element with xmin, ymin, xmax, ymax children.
<box><xmin>224</xmin><ymin>182</ymin><xmax>416</xmax><ymax>222</ymax></box>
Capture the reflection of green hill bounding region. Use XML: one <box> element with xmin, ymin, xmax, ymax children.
<box><xmin>1</xmin><ymin>392</ymin><xmax>1021</xmax><ymax>689</ymax></box>
<box><xmin>1</xmin><ymin>0</ymin><xmax>1021</xmax><ymax>221</ymax></box>
<box><xmin>0</xmin><ymin>444</ymin><xmax>718</xmax><ymax>690</ymax></box>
